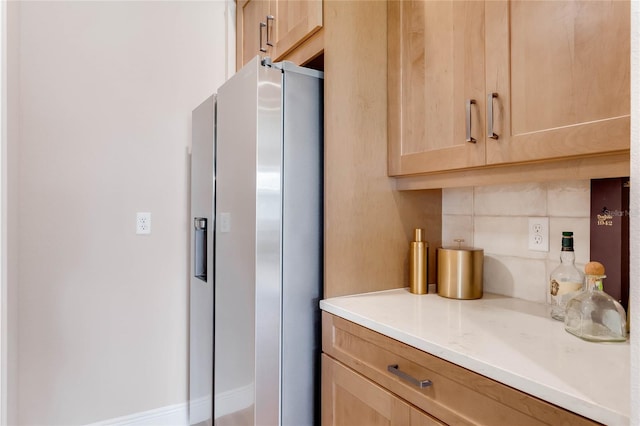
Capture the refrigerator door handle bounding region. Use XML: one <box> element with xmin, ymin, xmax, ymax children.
<box><xmin>194</xmin><ymin>218</ymin><xmax>207</xmax><ymax>282</ymax></box>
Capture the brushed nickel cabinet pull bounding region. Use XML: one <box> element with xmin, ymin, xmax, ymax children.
<box><xmin>259</xmin><ymin>21</ymin><xmax>267</xmax><ymax>53</ymax></box>
<box><xmin>266</xmin><ymin>15</ymin><xmax>275</xmax><ymax>47</ymax></box>
<box><xmin>487</xmin><ymin>92</ymin><xmax>499</xmax><ymax>139</ymax></box>
<box><xmin>466</xmin><ymin>99</ymin><xmax>477</xmax><ymax>143</ymax></box>
<box><xmin>387</xmin><ymin>364</ymin><xmax>433</xmax><ymax>388</ymax></box>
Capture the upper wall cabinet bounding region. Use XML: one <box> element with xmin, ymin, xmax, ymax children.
<box><xmin>236</xmin><ymin>0</ymin><xmax>323</xmax><ymax>70</ymax></box>
<box><xmin>237</xmin><ymin>0</ymin><xmax>270</xmax><ymax>70</ymax></box>
<box><xmin>388</xmin><ymin>0</ymin><xmax>630</xmax><ymax>177</ymax></box>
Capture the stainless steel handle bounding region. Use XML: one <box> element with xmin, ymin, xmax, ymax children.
<box><xmin>387</xmin><ymin>364</ymin><xmax>432</xmax><ymax>389</ymax></box>
<box><xmin>465</xmin><ymin>99</ymin><xmax>477</xmax><ymax>143</ymax></box>
<box><xmin>266</xmin><ymin>15</ymin><xmax>274</xmax><ymax>47</ymax></box>
<box><xmin>487</xmin><ymin>92</ymin><xmax>499</xmax><ymax>139</ymax></box>
<box><xmin>259</xmin><ymin>21</ymin><xmax>267</xmax><ymax>53</ymax></box>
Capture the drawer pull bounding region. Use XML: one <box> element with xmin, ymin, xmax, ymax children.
<box><xmin>387</xmin><ymin>364</ymin><xmax>433</xmax><ymax>388</ymax></box>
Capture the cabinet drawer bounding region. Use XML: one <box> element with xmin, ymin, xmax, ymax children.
<box><xmin>322</xmin><ymin>354</ymin><xmax>445</xmax><ymax>426</ymax></box>
<box><xmin>322</xmin><ymin>312</ymin><xmax>598</xmax><ymax>426</ymax></box>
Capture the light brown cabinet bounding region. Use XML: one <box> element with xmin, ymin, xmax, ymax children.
<box><xmin>322</xmin><ymin>312</ymin><xmax>598</xmax><ymax>425</ymax></box>
<box><xmin>236</xmin><ymin>0</ymin><xmax>322</xmax><ymax>70</ymax></box>
<box><xmin>322</xmin><ymin>355</ymin><xmax>443</xmax><ymax>426</ymax></box>
<box><xmin>388</xmin><ymin>0</ymin><xmax>630</xmax><ymax>177</ymax></box>
<box><xmin>237</xmin><ymin>0</ymin><xmax>270</xmax><ymax>69</ymax></box>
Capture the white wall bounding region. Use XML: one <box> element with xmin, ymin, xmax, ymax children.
<box><xmin>630</xmin><ymin>1</ymin><xmax>639</xmax><ymax>423</ymax></box>
<box><xmin>0</xmin><ymin>0</ymin><xmax>6</xmax><ymax>422</ymax></box>
<box><xmin>14</xmin><ymin>1</ymin><xmax>229</xmax><ymax>423</ymax></box>
<box><xmin>4</xmin><ymin>1</ymin><xmax>21</xmax><ymax>424</ymax></box>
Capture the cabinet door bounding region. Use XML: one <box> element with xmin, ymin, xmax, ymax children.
<box><xmin>322</xmin><ymin>355</ymin><xmax>443</xmax><ymax>426</ymax></box>
<box><xmin>485</xmin><ymin>0</ymin><xmax>630</xmax><ymax>165</ymax></box>
<box><xmin>273</xmin><ymin>0</ymin><xmax>323</xmax><ymax>60</ymax></box>
<box><xmin>388</xmin><ymin>0</ymin><xmax>486</xmax><ymax>176</ymax></box>
<box><xmin>237</xmin><ymin>0</ymin><xmax>271</xmax><ymax>70</ymax></box>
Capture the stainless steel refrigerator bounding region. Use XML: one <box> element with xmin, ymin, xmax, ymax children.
<box><xmin>189</xmin><ymin>56</ymin><xmax>323</xmax><ymax>426</ymax></box>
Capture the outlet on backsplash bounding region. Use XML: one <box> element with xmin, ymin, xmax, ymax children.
<box><xmin>528</xmin><ymin>217</ymin><xmax>549</xmax><ymax>252</ymax></box>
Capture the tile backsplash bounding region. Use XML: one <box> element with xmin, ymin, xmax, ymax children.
<box><xmin>442</xmin><ymin>180</ymin><xmax>590</xmax><ymax>303</ymax></box>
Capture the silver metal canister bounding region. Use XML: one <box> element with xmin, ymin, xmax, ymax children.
<box><xmin>437</xmin><ymin>241</ymin><xmax>483</xmax><ymax>299</ymax></box>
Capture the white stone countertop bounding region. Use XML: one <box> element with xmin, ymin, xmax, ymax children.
<box><xmin>320</xmin><ymin>288</ymin><xmax>630</xmax><ymax>425</ymax></box>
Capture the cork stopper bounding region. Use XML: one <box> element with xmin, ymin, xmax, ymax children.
<box><xmin>413</xmin><ymin>228</ymin><xmax>423</xmax><ymax>242</ymax></box>
<box><xmin>585</xmin><ymin>261</ymin><xmax>605</xmax><ymax>275</ymax></box>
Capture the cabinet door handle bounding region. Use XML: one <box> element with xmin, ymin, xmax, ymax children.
<box><xmin>387</xmin><ymin>364</ymin><xmax>433</xmax><ymax>388</ymax></box>
<box><xmin>487</xmin><ymin>92</ymin><xmax>499</xmax><ymax>139</ymax></box>
<box><xmin>259</xmin><ymin>21</ymin><xmax>267</xmax><ymax>53</ymax></box>
<box><xmin>266</xmin><ymin>15</ymin><xmax>274</xmax><ymax>47</ymax></box>
<box><xmin>465</xmin><ymin>99</ymin><xmax>477</xmax><ymax>143</ymax></box>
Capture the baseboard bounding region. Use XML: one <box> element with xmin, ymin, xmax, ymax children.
<box><xmin>189</xmin><ymin>395</ymin><xmax>211</xmax><ymax>424</ymax></box>
<box><xmin>86</xmin><ymin>402</ymin><xmax>187</xmax><ymax>426</ymax></box>
<box><xmin>87</xmin><ymin>383</ymin><xmax>254</xmax><ymax>426</ymax></box>
<box><xmin>214</xmin><ymin>383</ymin><xmax>253</xmax><ymax>419</ymax></box>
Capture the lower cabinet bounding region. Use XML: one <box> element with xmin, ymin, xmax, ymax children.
<box><xmin>321</xmin><ymin>312</ymin><xmax>598</xmax><ymax>426</ymax></box>
<box><xmin>322</xmin><ymin>354</ymin><xmax>443</xmax><ymax>426</ymax></box>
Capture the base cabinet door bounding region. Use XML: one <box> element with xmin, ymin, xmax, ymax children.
<box><xmin>322</xmin><ymin>354</ymin><xmax>443</xmax><ymax>426</ymax></box>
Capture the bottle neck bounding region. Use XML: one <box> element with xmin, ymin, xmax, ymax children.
<box><xmin>585</xmin><ymin>275</ymin><xmax>605</xmax><ymax>292</ymax></box>
<box><xmin>559</xmin><ymin>249</ymin><xmax>576</xmax><ymax>263</ymax></box>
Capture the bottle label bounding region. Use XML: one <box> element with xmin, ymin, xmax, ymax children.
<box><xmin>550</xmin><ymin>280</ymin><xmax>582</xmax><ymax>296</ymax></box>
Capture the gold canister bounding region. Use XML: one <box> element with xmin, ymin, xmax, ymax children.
<box><xmin>437</xmin><ymin>244</ymin><xmax>483</xmax><ymax>299</ymax></box>
<box><xmin>409</xmin><ymin>228</ymin><xmax>428</xmax><ymax>294</ymax></box>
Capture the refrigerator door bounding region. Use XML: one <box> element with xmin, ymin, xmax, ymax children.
<box><xmin>190</xmin><ymin>95</ymin><xmax>215</xmax><ymax>425</ymax></box>
<box><xmin>214</xmin><ymin>57</ymin><xmax>283</xmax><ymax>425</ymax></box>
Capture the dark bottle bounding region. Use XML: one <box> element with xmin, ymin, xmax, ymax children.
<box><xmin>549</xmin><ymin>232</ymin><xmax>584</xmax><ymax>321</ymax></box>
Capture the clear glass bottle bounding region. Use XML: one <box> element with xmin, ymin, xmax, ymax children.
<box><xmin>549</xmin><ymin>232</ymin><xmax>584</xmax><ymax>321</ymax></box>
<box><xmin>564</xmin><ymin>266</ymin><xmax>627</xmax><ymax>342</ymax></box>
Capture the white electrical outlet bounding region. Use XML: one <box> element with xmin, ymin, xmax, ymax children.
<box><xmin>528</xmin><ymin>217</ymin><xmax>549</xmax><ymax>252</ymax></box>
<box><xmin>136</xmin><ymin>212</ymin><xmax>151</xmax><ymax>235</ymax></box>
